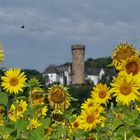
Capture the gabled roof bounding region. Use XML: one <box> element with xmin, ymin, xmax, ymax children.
<box><xmin>85</xmin><ymin>67</ymin><xmax>102</xmax><ymax>75</ymax></box>
<box><xmin>43</xmin><ymin>64</ymin><xmax>71</xmax><ymax>74</ymax></box>
<box><xmin>85</xmin><ymin>67</ymin><xmax>116</xmax><ymax>76</ymax></box>
<box><xmin>103</xmin><ymin>68</ymin><xmax>116</xmax><ymax>76</ymax></box>
<box><xmin>44</xmin><ymin>65</ymin><xmax>57</xmax><ymax>73</ymax></box>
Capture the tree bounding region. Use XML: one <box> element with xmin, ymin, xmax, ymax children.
<box><xmin>85</xmin><ymin>56</ymin><xmax>112</xmax><ymax>68</ymax></box>
<box><xmin>22</xmin><ymin>69</ymin><xmax>45</xmax><ymax>85</ymax></box>
<box><xmin>68</xmin><ymin>83</ymin><xmax>94</xmax><ymax>114</ymax></box>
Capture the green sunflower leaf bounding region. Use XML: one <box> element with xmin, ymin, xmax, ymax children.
<box><xmin>12</xmin><ymin>96</ymin><xmax>27</xmax><ymax>101</ymax></box>
<box><xmin>15</xmin><ymin>118</ymin><xmax>28</xmax><ymax>132</ymax></box>
<box><xmin>112</xmin><ymin>118</ymin><xmax>123</xmax><ymax>130</ymax></box>
<box><xmin>0</xmin><ymin>92</ymin><xmax>8</xmax><ymax>106</ymax></box>
<box><xmin>132</xmin><ymin>128</ymin><xmax>140</xmax><ymax>137</ymax></box>
<box><xmin>41</xmin><ymin>118</ymin><xmax>51</xmax><ymax>128</ymax></box>
<box><xmin>30</xmin><ymin>126</ymin><xmax>44</xmax><ymax>140</ymax></box>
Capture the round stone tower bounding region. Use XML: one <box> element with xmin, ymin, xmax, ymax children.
<box><xmin>71</xmin><ymin>44</ymin><xmax>85</xmax><ymax>84</ymax></box>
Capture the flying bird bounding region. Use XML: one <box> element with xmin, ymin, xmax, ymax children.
<box><xmin>21</xmin><ymin>25</ymin><xmax>25</xmax><ymax>29</ymax></box>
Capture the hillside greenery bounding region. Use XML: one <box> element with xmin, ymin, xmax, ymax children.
<box><xmin>64</xmin><ymin>56</ymin><xmax>112</xmax><ymax>68</ymax></box>
<box><xmin>85</xmin><ymin>56</ymin><xmax>112</xmax><ymax>68</ymax></box>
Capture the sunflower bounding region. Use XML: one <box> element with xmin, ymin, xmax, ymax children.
<box><xmin>37</xmin><ymin>106</ymin><xmax>48</xmax><ymax>118</ymax></box>
<box><xmin>8</xmin><ymin>104</ymin><xmax>16</xmax><ymax>121</ymax></box>
<box><xmin>0</xmin><ymin>115</ymin><xmax>4</xmax><ymax>126</ymax></box>
<box><xmin>81</xmin><ymin>98</ymin><xmax>95</xmax><ymax>110</ymax></box>
<box><xmin>48</xmin><ymin>84</ymin><xmax>70</xmax><ymax>111</ymax></box>
<box><xmin>1</xmin><ymin>134</ymin><xmax>10</xmax><ymax>140</ymax></box>
<box><xmin>116</xmin><ymin>113</ymin><xmax>124</xmax><ymax>120</ymax></box>
<box><xmin>81</xmin><ymin>98</ymin><xmax>104</xmax><ymax>114</ymax></box>
<box><xmin>100</xmin><ymin>116</ymin><xmax>106</xmax><ymax>127</ymax></box>
<box><xmin>111</xmin><ymin>74</ymin><xmax>140</xmax><ymax>106</ymax></box>
<box><xmin>135</xmin><ymin>105</ymin><xmax>140</xmax><ymax>114</ymax></box>
<box><xmin>28</xmin><ymin>87</ymin><xmax>46</xmax><ymax>106</ymax></box>
<box><xmin>79</xmin><ymin>107</ymin><xmax>101</xmax><ymax>131</ymax></box>
<box><xmin>27</xmin><ymin>118</ymin><xmax>41</xmax><ymax>130</ymax></box>
<box><xmin>0</xmin><ymin>106</ymin><xmax>5</xmax><ymax>115</ymax></box>
<box><xmin>52</xmin><ymin>111</ymin><xmax>64</xmax><ymax>122</ymax></box>
<box><xmin>134</xmin><ymin>137</ymin><xmax>140</xmax><ymax>140</ymax></box>
<box><xmin>8</xmin><ymin>100</ymin><xmax>28</xmax><ymax>121</ymax></box>
<box><xmin>31</xmin><ymin>93</ymin><xmax>46</xmax><ymax>106</ymax></box>
<box><xmin>0</xmin><ymin>43</ymin><xmax>4</xmax><ymax>63</ymax></box>
<box><xmin>71</xmin><ymin>116</ymin><xmax>81</xmax><ymax>132</ymax></box>
<box><xmin>91</xmin><ymin>83</ymin><xmax>111</xmax><ymax>105</ymax></box>
<box><xmin>112</xmin><ymin>42</ymin><xmax>138</xmax><ymax>68</ymax></box>
<box><xmin>1</xmin><ymin>68</ymin><xmax>27</xmax><ymax>94</ymax></box>
<box><xmin>118</xmin><ymin>56</ymin><xmax>140</xmax><ymax>84</ymax></box>
<box><xmin>31</xmin><ymin>87</ymin><xmax>45</xmax><ymax>94</ymax></box>
<box><xmin>16</xmin><ymin>100</ymin><xmax>28</xmax><ymax>117</ymax></box>
<box><xmin>44</xmin><ymin>127</ymin><xmax>53</xmax><ymax>137</ymax></box>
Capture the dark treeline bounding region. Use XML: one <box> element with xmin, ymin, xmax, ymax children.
<box><xmin>85</xmin><ymin>56</ymin><xmax>112</xmax><ymax>68</ymax></box>
<box><xmin>63</xmin><ymin>56</ymin><xmax>112</xmax><ymax>68</ymax></box>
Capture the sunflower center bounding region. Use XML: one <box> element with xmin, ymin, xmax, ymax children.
<box><xmin>126</xmin><ymin>61</ymin><xmax>139</xmax><ymax>75</ymax></box>
<box><xmin>86</xmin><ymin>115</ymin><xmax>94</xmax><ymax>124</ymax></box>
<box><xmin>99</xmin><ymin>91</ymin><xmax>106</xmax><ymax>98</ymax></box>
<box><xmin>44</xmin><ymin>128</ymin><xmax>52</xmax><ymax>136</ymax></box>
<box><xmin>17</xmin><ymin>106</ymin><xmax>23</xmax><ymax>112</ymax></box>
<box><xmin>137</xmin><ymin>105</ymin><xmax>140</xmax><ymax>108</ymax></box>
<box><xmin>88</xmin><ymin>103</ymin><xmax>94</xmax><ymax>108</ymax></box>
<box><xmin>120</xmin><ymin>83</ymin><xmax>132</xmax><ymax>95</ymax></box>
<box><xmin>10</xmin><ymin>77</ymin><xmax>19</xmax><ymax>86</ymax></box>
<box><xmin>51</xmin><ymin>88</ymin><xmax>65</xmax><ymax>103</ymax></box>
<box><xmin>73</xmin><ymin>121</ymin><xmax>79</xmax><ymax>127</ymax></box>
<box><xmin>31</xmin><ymin>124</ymin><xmax>36</xmax><ymax>129</ymax></box>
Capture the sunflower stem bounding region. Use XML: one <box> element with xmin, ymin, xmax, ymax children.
<box><xmin>124</xmin><ymin>129</ymin><xmax>127</xmax><ymax>140</ymax></box>
<box><xmin>29</xmin><ymin>89</ymin><xmax>33</xmax><ymax>107</ymax></box>
<box><xmin>15</xmin><ymin>95</ymin><xmax>18</xmax><ymax>121</ymax></box>
<box><xmin>123</xmin><ymin>106</ymin><xmax>127</xmax><ymax>140</ymax></box>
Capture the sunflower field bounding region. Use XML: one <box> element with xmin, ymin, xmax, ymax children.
<box><xmin>0</xmin><ymin>43</ymin><xmax>140</xmax><ymax>140</ymax></box>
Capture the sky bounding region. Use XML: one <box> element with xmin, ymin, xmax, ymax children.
<box><xmin>0</xmin><ymin>0</ymin><xmax>140</xmax><ymax>72</ymax></box>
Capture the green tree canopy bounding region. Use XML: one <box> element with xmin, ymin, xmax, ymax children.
<box><xmin>22</xmin><ymin>69</ymin><xmax>45</xmax><ymax>85</ymax></box>
<box><xmin>85</xmin><ymin>56</ymin><xmax>112</xmax><ymax>68</ymax></box>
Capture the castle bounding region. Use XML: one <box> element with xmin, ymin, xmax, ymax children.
<box><xmin>43</xmin><ymin>44</ymin><xmax>115</xmax><ymax>85</ymax></box>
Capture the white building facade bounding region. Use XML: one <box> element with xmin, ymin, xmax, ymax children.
<box><xmin>43</xmin><ymin>65</ymin><xmax>115</xmax><ymax>85</ymax></box>
<box><xmin>43</xmin><ymin>65</ymin><xmax>71</xmax><ymax>85</ymax></box>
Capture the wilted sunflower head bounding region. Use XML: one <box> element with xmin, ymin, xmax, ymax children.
<box><xmin>112</xmin><ymin>42</ymin><xmax>138</xmax><ymax>68</ymax></box>
<box><xmin>48</xmin><ymin>84</ymin><xmax>70</xmax><ymax>111</ymax></box>
<box><xmin>52</xmin><ymin>112</ymin><xmax>64</xmax><ymax>122</ymax></box>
